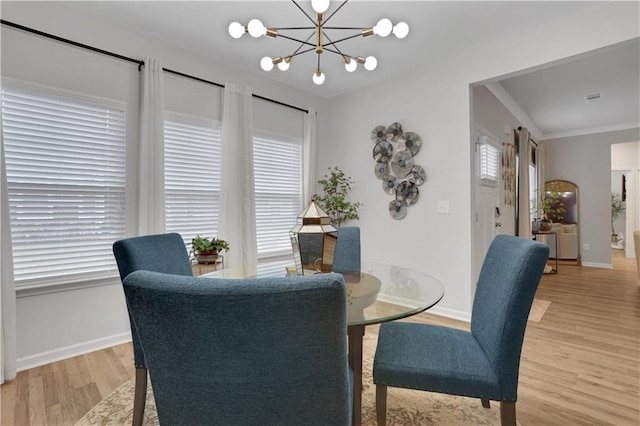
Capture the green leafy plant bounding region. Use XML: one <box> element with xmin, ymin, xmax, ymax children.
<box><xmin>611</xmin><ymin>192</ymin><xmax>625</xmax><ymax>234</ymax></box>
<box><xmin>191</xmin><ymin>235</ymin><xmax>230</xmax><ymax>254</ymax></box>
<box><xmin>314</xmin><ymin>166</ymin><xmax>362</xmax><ymax>227</ymax></box>
<box><xmin>537</xmin><ymin>181</ymin><xmax>566</xmax><ymax>222</ymax></box>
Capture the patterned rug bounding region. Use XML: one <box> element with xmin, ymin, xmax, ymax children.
<box><xmin>76</xmin><ymin>333</ymin><xmax>502</xmax><ymax>425</ymax></box>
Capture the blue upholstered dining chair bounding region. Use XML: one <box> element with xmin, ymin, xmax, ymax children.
<box><xmin>373</xmin><ymin>234</ymin><xmax>549</xmax><ymax>426</ymax></box>
<box><xmin>122</xmin><ymin>270</ymin><xmax>352</xmax><ymax>426</ymax></box>
<box><xmin>112</xmin><ymin>233</ymin><xmax>193</xmax><ymax>426</ymax></box>
<box><xmin>333</xmin><ymin>226</ymin><xmax>361</xmax><ymax>275</ymax></box>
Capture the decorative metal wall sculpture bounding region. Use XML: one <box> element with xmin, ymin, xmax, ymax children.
<box><xmin>371</xmin><ymin>122</ymin><xmax>425</xmax><ymax>219</ymax></box>
<box><xmin>502</xmin><ymin>142</ymin><xmax>515</xmax><ymax>206</ymax></box>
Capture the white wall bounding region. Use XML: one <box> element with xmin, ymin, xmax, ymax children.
<box><xmin>472</xmin><ymin>85</ymin><xmax>524</xmax><ymax>235</ymax></box>
<box><xmin>1</xmin><ymin>1</ymin><xmax>326</xmax><ymax>370</ymax></box>
<box><xmin>543</xmin><ymin>129</ymin><xmax>640</xmax><ymax>267</ymax></box>
<box><xmin>320</xmin><ymin>2</ymin><xmax>639</xmax><ymax>319</ymax></box>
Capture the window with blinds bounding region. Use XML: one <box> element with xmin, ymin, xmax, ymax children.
<box><xmin>479</xmin><ymin>136</ymin><xmax>499</xmax><ymax>186</ymax></box>
<box><xmin>1</xmin><ymin>85</ymin><xmax>126</xmax><ymax>286</ymax></box>
<box><xmin>164</xmin><ymin>115</ymin><xmax>222</xmax><ymax>246</ymax></box>
<box><xmin>253</xmin><ymin>133</ymin><xmax>303</xmax><ymax>272</ymax></box>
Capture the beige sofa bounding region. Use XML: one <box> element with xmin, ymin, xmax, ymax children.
<box><xmin>544</xmin><ymin>223</ymin><xmax>579</xmax><ymax>260</ymax></box>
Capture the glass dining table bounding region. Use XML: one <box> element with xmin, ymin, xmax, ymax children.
<box><xmin>202</xmin><ymin>261</ymin><xmax>444</xmax><ymax>426</ymax></box>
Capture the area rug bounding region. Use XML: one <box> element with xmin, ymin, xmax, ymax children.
<box><xmin>528</xmin><ymin>299</ymin><xmax>551</xmax><ymax>322</ymax></box>
<box><xmin>76</xmin><ymin>334</ymin><xmax>502</xmax><ymax>425</ymax></box>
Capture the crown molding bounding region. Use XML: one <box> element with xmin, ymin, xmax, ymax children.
<box><xmin>483</xmin><ymin>82</ymin><xmax>544</xmax><ymax>141</ymax></box>
<box><xmin>541</xmin><ymin>122</ymin><xmax>640</xmax><ymax>140</ymax></box>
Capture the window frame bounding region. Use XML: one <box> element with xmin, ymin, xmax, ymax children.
<box><xmin>252</xmin><ymin>129</ymin><xmax>304</xmax><ymax>276</ymax></box>
<box><xmin>2</xmin><ymin>79</ymin><xmax>128</xmax><ymax>294</ymax></box>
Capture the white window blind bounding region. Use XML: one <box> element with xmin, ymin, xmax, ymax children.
<box><xmin>479</xmin><ymin>136</ymin><xmax>499</xmax><ymax>186</ymax></box>
<box><xmin>253</xmin><ymin>134</ymin><xmax>303</xmax><ymax>265</ymax></box>
<box><xmin>2</xmin><ymin>85</ymin><xmax>126</xmax><ymax>286</ymax></box>
<box><xmin>164</xmin><ymin>116</ymin><xmax>222</xmax><ymax>245</ymax></box>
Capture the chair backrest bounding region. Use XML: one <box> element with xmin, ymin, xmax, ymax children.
<box><xmin>470</xmin><ymin>234</ymin><xmax>549</xmax><ymax>399</ymax></box>
<box><xmin>333</xmin><ymin>226</ymin><xmax>361</xmax><ymax>275</ymax></box>
<box><xmin>123</xmin><ymin>270</ymin><xmax>351</xmax><ymax>426</ymax></box>
<box><xmin>112</xmin><ymin>233</ymin><xmax>193</xmax><ymax>367</ymax></box>
<box><xmin>112</xmin><ymin>233</ymin><xmax>193</xmax><ymax>281</ymax></box>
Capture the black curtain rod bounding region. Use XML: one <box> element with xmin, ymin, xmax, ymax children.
<box><xmin>1</xmin><ymin>19</ymin><xmax>310</xmax><ymax>114</ymax></box>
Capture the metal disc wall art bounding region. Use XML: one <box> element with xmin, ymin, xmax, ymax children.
<box><xmin>371</xmin><ymin>125</ymin><xmax>387</xmax><ymax>142</ymax></box>
<box><xmin>382</xmin><ymin>176</ymin><xmax>398</xmax><ymax>194</ymax></box>
<box><xmin>390</xmin><ymin>151</ymin><xmax>414</xmax><ymax>178</ymax></box>
<box><xmin>374</xmin><ymin>162</ymin><xmax>390</xmax><ymax>179</ymax></box>
<box><xmin>373</xmin><ymin>141</ymin><xmax>393</xmax><ymax>163</ymax></box>
<box><xmin>388</xmin><ymin>200</ymin><xmax>407</xmax><ymax>219</ymax></box>
<box><xmin>369</xmin><ymin>122</ymin><xmax>426</xmax><ymax>219</ymax></box>
<box><xmin>408</xmin><ymin>165</ymin><xmax>427</xmax><ymax>186</ymax></box>
<box><xmin>398</xmin><ymin>132</ymin><xmax>422</xmax><ymax>156</ymax></box>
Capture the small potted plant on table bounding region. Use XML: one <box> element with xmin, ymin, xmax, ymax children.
<box><xmin>191</xmin><ymin>235</ymin><xmax>230</xmax><ymax>264</ymax></box>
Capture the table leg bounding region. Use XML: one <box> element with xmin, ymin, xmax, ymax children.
<box><xmin>348</xmin><ymin>325</ymin><xmax>365</xmax><ymax>426</ymax></box>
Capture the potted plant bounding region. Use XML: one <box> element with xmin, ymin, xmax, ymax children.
<box><xmin>611</xmin><ymin>192</ymin><xmax>625</xmax><ymax>243</ymax></box>
<box><xmin>313</xmin><ymin>166</ymin><xmax>362</xmax><ymax>227</ymax></box>
<box><xmin>191</xmin><ymin>235</ymin><xmax>230</xmax><ymax>264</ymax></box>
<box><xmin>536</xmin><ymin>181</ymin><xmax>566</xmax><ymax>232</ymax></box>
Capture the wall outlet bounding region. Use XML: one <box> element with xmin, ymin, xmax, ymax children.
<box><xmin>437</xmin><ymin>200</ymin><xmax>450</xmax><ymax>214</ymax></box>
<box><xmin>583</xmin><ymin>243</ymin><xmax>590</xmax><ymax>251</ymax></box>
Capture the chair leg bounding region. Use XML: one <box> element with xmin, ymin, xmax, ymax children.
<box><xmin>481</xmin><ymin>398</ymin><xmax>490</xmax><ymax>408</ymax></box>
<box><xmin>376</xmin><ymin>384</ymin><xmax>387</xmax><ymax>426</ymax></box>
<box><xmin>500</xmin><ymin>401</ymin><xmax>516</xmax><ymax>426</ymax></box>
<box><xmin>133</xmin><ymin>367</ymin><xmax>148</xmax><ymax>426</ymax></box>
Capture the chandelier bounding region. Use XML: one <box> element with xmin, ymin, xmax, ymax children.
<box><xmin>228</xmin><ymin>0</ymin><xmax>409</xmax><ymax>85</ymax></box>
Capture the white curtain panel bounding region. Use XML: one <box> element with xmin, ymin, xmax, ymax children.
<box><xmin>1</xmin><ymin>125</ymin><xmax>17</xmax><ymax>384</ymax></box>
<box><xmin>302</xmin><ymin>107</ymin><xmax>317</xmax><ymax>204</ymax></box>
<box><xmin>517</xmin><ymin>127</ymin><xmax>531</xmax><ymax>238</ymax></box>
<box><xmin>219</xmin><ymin>84</ymin><xmax>257</xmax><ymax>277</ymax></box>
<box><xmin>536</xmin><ymin>143</ymin><xmax>546</xmax><ymax>205</ymax></box>
<box><xmin>139</xmin><ymin>57</ymin><xmax>166</xmax><ymax>235</ymax></box>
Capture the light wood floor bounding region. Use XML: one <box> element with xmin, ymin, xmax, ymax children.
<box><xmin>2</xmin><ymin>251</ymin><xmax>638</xmax><ymax>425</ymax></box>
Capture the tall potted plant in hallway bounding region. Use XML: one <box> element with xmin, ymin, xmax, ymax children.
<box><xmin>611</xmin><ymin>192</ymin><xmax>625</xmax><ymax>243</ymax></box>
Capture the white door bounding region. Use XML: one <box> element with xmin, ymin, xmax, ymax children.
<box><xmin>473</xmin><ymin>128</ymin><xmax>502</xmax><ymax>295</ymax></box>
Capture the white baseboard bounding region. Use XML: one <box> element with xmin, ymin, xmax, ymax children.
<box><xmin>581</xmin><ymin>261</ymin><xmax>613</xmax><ymax>269</ymax></box>
<box><xmin>17</xmin><ymin>332</ymin><xmax>132</xmax><ymax>372</ymax></box>
<box><xmin>427</xmin><ymin>306</ymin><xmax>471</xmax><ymax>323</ymax></box>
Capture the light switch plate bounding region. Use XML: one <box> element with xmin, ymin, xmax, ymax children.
<box><xmin>437</xmin><ymin>200</ymin><xmax>450</xmax><ymax>214</ymax></box>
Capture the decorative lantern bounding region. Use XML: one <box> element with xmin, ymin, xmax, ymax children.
<box><xmin>290</xmin><ymin>200</ymin><xmax>337</xmax><ymax>274</ymax></box>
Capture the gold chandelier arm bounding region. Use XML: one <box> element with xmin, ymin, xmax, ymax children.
<box><xmin>322</xmin><ymin>0</ymin><xmax>349</xmax><ymax>26</ymax></box>
<box><xmin>321</xmin><ymin>31</ymin><xmax>347</xmax><ymax>60</ymax></box>
<box><xmin>288</xmin><ymin>32</ymin><xmax>316</xmax><ymax>57</ymax></box>
<box><xmin>277</xmin><ymin>32</ymin><xmax>317</xmax><ymax>48</ymax></box>
<box><xmin>291</xmin><ymin>0</ymin><xmax>317</xmax><ymax>26</ymax></box>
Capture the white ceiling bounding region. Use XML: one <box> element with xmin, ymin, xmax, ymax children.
<box><xmin>57</xmin><ymin>1</ymin><xmax>639</xmax><ymax>138</ymax></box>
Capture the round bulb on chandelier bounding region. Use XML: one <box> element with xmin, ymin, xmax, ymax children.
<box><xmin>228</xmin><ymin>22</ymin><xmax>245</xmax><ymax>39</ymax></box>
<box><xmin>260</xmin><ymin>56</ymin><xmax>274</xmax><ymax>71</ymax></box>
<box><xmin>311</xmin><ymin>0</ymin><xmax>330</xmax><ymax>14</ymax></box>
<box><xmin>312</xmin><ymin>71</ymin><xmax>325</xmax><ymax>85</ymax></box>
<box><xmin>373</xmin><ymin>18</ymin><xmax>393</xmax><ymax>37</ymax></box>
<box><xmin>393</xmin><ymin>22</ymin><xmax>409</xmax><ymax>39</ymax></box>
<box><xmin>364</xmin><ymin>56</ymin><xmax>378</xmax><ymax>71</ymax></box>
<box><xmin>247</xmin><ymin>19</ymin><xmax>266</xmax><ymax>37</ymax></box>
<box><xmin>344</xmin><ymin>59</ymin><xmax>357</xmax><ymax>72</ymax></box>
<box><xmin>278</xmin><ymin>61</ymin><xmax>290</xmax><ymax>71</ymax></box>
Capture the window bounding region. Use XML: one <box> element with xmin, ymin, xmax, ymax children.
<box><xmin>478</xmin><ymin>136</ymin><xmax>499</xmax><ymax>186</ymax></box>
<box><xmin>253</xmin><ymin>133</ymin><xmax>303</xmax><ymax>276</ymax></box>
<box><xmin>2</xmin><ymin>85</ymin><xmax>126</xmax><ymax>286</ymax></box>
<box><xmin>164</xmin><ymin>115</ymin><xmax>222</xmax><ymax>245</ymax></box>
